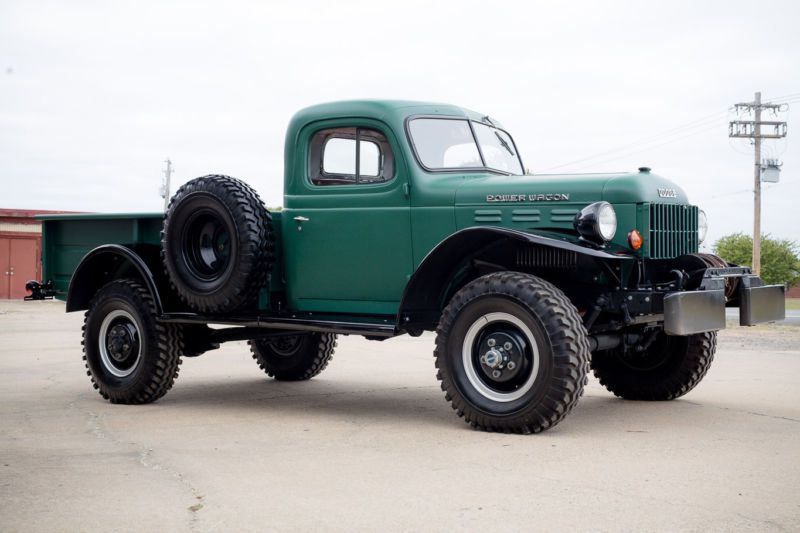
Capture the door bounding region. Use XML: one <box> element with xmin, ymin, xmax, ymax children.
<box><xmin>1</xmin><ymin>237</ymin><xmax>39</xmax><ymax>299</ymax></box>
<box><xmin>0</xmin><ymin>238</ymin><xmax>9</xmax><ymax>299</ymax></box>
<box><xmin>283</xmin><ymin>123</ymin><xmax>413</xmax><ymax>315</ymax></box>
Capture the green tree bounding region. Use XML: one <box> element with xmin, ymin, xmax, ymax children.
<box><xmin>714</xmin><ymin>233</ymin><xmax>800</xmax><ymax>287</ymax></box>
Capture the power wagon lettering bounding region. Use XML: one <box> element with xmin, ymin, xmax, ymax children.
<box><xmin>486</xmin><ymin>193</ymin><xmax>570</xmax><ymax>202</ymax></box>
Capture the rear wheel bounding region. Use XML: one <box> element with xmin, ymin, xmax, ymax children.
<box><xmin>435</xmin><ymin>272</ymin><xmax>590</xmax><ymax>434</ymax></box>
<box><xmin>591</xmin><ymin>330</ymin><xmax>716</xmax><ymax>400</ymax></box>
<box><xmin>249</xmin><ymin>333</ymin><xmax>337</xmax><ymax>381</ymax></box>
<box><xmin>83</xmin><ymin>279</ymin><xmax>183</xmax><ymax>404</ymax></box>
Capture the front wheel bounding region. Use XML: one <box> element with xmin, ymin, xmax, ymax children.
<box><xmin>83</xmin><ymin>279</ymin><xmax>184</xmax><ymax>403</ymax></box>
<box><xmin>591</xmin><ymin>330</ymin><xmax>716</xmax><ymax>400</ymax></box>
<box><xmin>435</xmin><ymin>272</ymin><xmax>590</xmax><ymax>434</ymax></box>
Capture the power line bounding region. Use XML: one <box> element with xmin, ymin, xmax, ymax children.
<box><xmin>540</xmin><ymin>92</ymin><xmax>798</xmax><ymax>174</ymax></box>
<box><xmin>564</xmin><ymin>118</ymin><xmax>728</xmax><ymax>172</ymax></box>
<box><xmin>698</xmin><ymin>187</ymin><xmax>752</xmax><ymax>202</ymax></box>
<box><xmin>698</xmin><ymin>182</ymin><xmax>788</xmax><ymax>203</ymax></box>
<box><xmin>538</xmin><ymin>110</ymin><xmax>729</xmax><ymax>172</ymax></box>
<box><xmin>768</xmin><ymin>91</ymin><xmax>800</xmax><ymax>102</ymax></box>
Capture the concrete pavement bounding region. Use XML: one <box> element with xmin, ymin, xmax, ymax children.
<box><xmin>726</xmin><ymin>307</ymin><xmax>800</xmax><ymax>326</ymax></box>
<box><xmin>2</xmin><ymin>299</ymin><xmax>799</xmax><ymax>532</ymax></box>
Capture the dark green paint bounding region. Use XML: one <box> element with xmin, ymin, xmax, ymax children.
<box><xmin>40</xmin><ymin>215</ymin><xmax>162</xmax><ymax>299</ymax></box>
<box><xmin>39</xmin><ymin>100</ymin><xmax>701</xmax><ymax>315</ymax></box>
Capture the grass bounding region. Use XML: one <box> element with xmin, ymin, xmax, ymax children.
<box><xmin>786</xmin><ymin>298</ymin><xmax>800</xmax><ymax>311</ymax></box>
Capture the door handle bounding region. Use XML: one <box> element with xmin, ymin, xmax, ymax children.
<box><xmin>293</xmin><ymin>215</ymin><xmax>309</xmax><ymax>231</ymax></box>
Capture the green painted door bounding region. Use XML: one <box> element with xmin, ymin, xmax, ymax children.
<box><xmin>283</xmin><ymin>122</ymin><xmax>413</xmax><ymax>315</ymax></box>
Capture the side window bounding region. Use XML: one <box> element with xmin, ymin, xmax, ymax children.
<box><xmin>309</xmin><ymin>127</ymin><xmax>394</xmax><ymax>186</ymax></box>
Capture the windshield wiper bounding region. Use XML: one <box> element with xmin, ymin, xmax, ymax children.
<box><xmin>494</xmin><ymin>131</ymin><xmax>515</xmax><ymax>156</ymax></box>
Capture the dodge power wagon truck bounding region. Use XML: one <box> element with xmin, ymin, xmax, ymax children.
<box><xmin>28</xmin><ymin>100</ymin><xmax>786</xmax><ymax>433</ymax></box>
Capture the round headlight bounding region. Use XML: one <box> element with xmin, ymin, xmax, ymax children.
<box><xmin>597</xmin><ymin>202</ymin><xmax>617</xmax><ymax>241</ymax></box>
<box><xmin>574</xmin><ymin>201</ymin><xmax>617</xmax><ymax>245</ymax></box>
<box><xmin>698</xmin><ymin>209</ymin><xmax>708</xmax><ymax>244</ymax></box>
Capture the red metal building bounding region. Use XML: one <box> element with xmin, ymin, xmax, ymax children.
<box><xmin>0</xmin><ymin>209</ymin><xmax>78</xmax><ymax>299</ymax></box>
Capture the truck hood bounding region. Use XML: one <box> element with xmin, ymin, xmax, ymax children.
<box><xmin>454</xmin><ymin>170</ymin><xmax>690</xmax><ymax>205</ymax></box>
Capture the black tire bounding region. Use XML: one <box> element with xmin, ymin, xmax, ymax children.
<box><xmin>435</xmin><ymin>272</ymin><xmax>590</xmax><ymax>434</ymax></box>
<box><xmin>249</xmin><ymin>333</ymin><xmax>337</xmax><ymax>381</ymax></box>
<box><xmin>591</xmin><ymin>331</ymin><xmax>716</xmax><ymax>400</ymax></box>
<box><xmin>83</xmin><ymin>279</ymin><xmax>183</xmax><ymax>404</ymax></box>
<box><xmin>162</xmin><ymin>174</ymin><xmax>273</xmax><ymax>313</ymax></box>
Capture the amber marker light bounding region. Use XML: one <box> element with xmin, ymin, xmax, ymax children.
<box><xmin>628</xmin><ymin>229</ymin><xmax>643</xmax><ymax>250</ymax></box>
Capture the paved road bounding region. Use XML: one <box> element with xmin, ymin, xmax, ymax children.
<box><xmin>2</xmin><ymin>300</ymin><xmax>799</xmax><ymax>532</ymax></box>
<box><xmin>726</xmin><ymin>308</ymin><xmax>800</xmax><ymax>326</ymax></box>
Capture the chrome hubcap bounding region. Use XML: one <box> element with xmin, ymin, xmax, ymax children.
<box><xmin>98</xmin><ymin>309</ymin><xmax>142</xmax><ymax>378</ymax></box>
<box><xmin>462</xmin><ymin>312</ymin><xmax>539</xmax><ymax>402</ymax></box>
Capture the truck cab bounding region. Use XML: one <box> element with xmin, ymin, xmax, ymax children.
<box><xmin>30</xmin><ymin>100</ymin><xmax>786</xmax><ymax>433</ymax></box>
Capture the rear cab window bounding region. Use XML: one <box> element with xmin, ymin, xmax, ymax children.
<box><xmin>308</xmin><ymin>127</ymin><xmax>395</xmax><ymax>186</ymax></box>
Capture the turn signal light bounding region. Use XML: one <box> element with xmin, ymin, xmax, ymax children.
<box><xmin>628</xmin><ymin>229</ymin><xmax>643</xmax><ymax>250</ymax></box>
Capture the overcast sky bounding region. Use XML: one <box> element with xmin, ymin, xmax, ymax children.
<box><xmin>1</xmin><ymin>0</ymin><xmax>798</xmax><ymax>248</ymax></box>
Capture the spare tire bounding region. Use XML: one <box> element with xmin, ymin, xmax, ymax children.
<box><xmin>162</xmin><ymin>175</ymin><xmax>273</xmax><ymax>313</ymax></box>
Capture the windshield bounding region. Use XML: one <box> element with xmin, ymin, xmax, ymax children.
<box><xmin>408</xmin><ymin>117</ymin><xmax>524</xmax><ymax>175</ymax></box>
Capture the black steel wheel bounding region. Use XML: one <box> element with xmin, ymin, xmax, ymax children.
<box><xmin>591</xmin><ymin>330</ymin><xmax>716</xmax><ymax>400</ymax></box>
<box><xmin>83</xmin><ymin>279</ymin><xmax>183</xmax><ymax>404</ymax></box>
<box><xmin>162</xmin><ymin>175</ymin><xmax>273</xmax><ymax>313</ymax></box>
<box><xmin>249</xmin><ymin>333</ymin><xmax>337</xmax><ymax>381</ymax></box>
<box><xmin>435</xmin><ymin>272</ymin><xmax>590</xmax><ymax>434</ymax></box>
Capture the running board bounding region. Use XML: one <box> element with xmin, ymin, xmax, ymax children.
<box><xmin>159</xmin><ymin>312</ymin><xmax>398</xmax><ymax>337</ymax></box>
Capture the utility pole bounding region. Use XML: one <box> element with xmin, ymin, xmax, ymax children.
<box><xmin>728</xmin><ymin>92</ymin><xmax>787</xmax><ymax>275</ymax></box>
<box><xmin>161</xmin><ymin>159</ymin><xmax>173</xmax><ymax>212</ymax></box>
<box><xmin>752</xmin><ymin>92</ymin><xmax>762</xmax><ymax>276</ymax></box>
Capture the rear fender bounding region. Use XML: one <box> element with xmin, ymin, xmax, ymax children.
<box><xmin>66</xmin><ymin>244</ymin><xmax>167</xmax><ymax>313</ymax></box>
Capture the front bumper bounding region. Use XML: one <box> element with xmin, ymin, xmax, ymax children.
<box><xmin>663</xmin><ymin>269</ymin><xmax>785</xmax><ymax>336</ymax></box>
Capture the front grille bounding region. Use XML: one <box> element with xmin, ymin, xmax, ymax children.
<box><xmin>649</xmin><ymin>203</ymin><xmax>699</xmax><ymax>259</ymax></box>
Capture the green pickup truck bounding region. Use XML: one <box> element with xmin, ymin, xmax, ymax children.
<box><xmin>29</xmin><ymin>100</ymin><xmax>785</xmax><ymax>434</ymax></box>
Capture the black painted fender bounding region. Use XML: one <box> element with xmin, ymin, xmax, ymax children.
<box><xmin>66</xmin><ymin>244</ymin><xmax>165</xmax><ymax>313</ymax></box>
<box><xmin>397</xmin><ymin>226</ymin><xmax>630</xmax><ymax>329</ymax></box>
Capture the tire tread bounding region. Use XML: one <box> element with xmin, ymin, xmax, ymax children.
<box><xmin>161</xmin><ymin>174</ymin><xmax>274</xmax><ymax>312</ymax></box>
<box><xmin>434</xmin><ymin>271</ymin><xmax>590</xmax><ymax>434</ymax></box>
<box><xmin>83</xmin><ymin>279</ymin><xmax>184</xmax><ymax>404</ymax></box>
<box><xmin>249</xmin><ymin>333</ymin><xmax>337</xmax><ymax>381</ymax></box>
<box><xmin>591</xmin><ymin>331</ymin><xmax>716</xmax><ymax>401</ymax></box>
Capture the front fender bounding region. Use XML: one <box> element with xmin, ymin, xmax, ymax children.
<box><xmin>397</xmin><ymin>226</ymin><xmax>629</xmax><ymax>330</ymax></box>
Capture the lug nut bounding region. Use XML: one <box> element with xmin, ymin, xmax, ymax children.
<box><xmin>507</xmin><ymin>361</ymin><xmax>516</xmax><ymax>370</ymax></box>
<box><xmin>487</xmin><ymin>338</ymin><xmax>496</xmax><ymax>347</ymax></box>
<box><xmin>492</xmin><ymin>370</ymin><xmax>502</xmax><ymax>379</ymax></box>
<box><xmin>503</xmin><ymin>342</ymin><xmax>512</xmax><ymax>351</ymax></box>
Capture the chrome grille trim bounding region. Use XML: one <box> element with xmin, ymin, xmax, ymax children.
<box><xmin>649</xmin><ymin>204</ymin><xmax>698</xmax><ymax>259</ymax></box>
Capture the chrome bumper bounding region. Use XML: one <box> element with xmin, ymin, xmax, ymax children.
<box><xmin>739</xmin><ymin>284</ymin><xmax>786</xmax><ymax>326</ymax></box>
